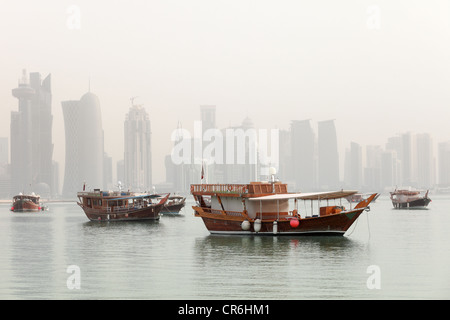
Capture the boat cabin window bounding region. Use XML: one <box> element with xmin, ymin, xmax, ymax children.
<box><xmin>87</xmin><ymin>198</ymin><xmax>91</xmax><ymax>207</ymax></box>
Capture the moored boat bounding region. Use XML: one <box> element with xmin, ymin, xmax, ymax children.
<box><xmin>11</xmin><ymin>193</ymin><xmax>45</xmax><ymax>212</ymax></box>
<box><xmin>390</xmin><ymin>189</ymin><xmax>431</xmax><ymax>209</ymax></box>
<box><xmin>160</xmin><ymin>195</ymin><xmax>186</xmax><ymax>215</ymax></box>
<box><xmin>77</xmin><ymin>189</ymin><xmax>170</xmax><ymax>221</ymax></box>
<box><xmin>346</xmin><ymin>192</ymin><xmax>380</xmax><ymax>203</ymax></box>
<box><xmin>191</xmin><ymin>181</ymin><xmax>377</xmax><ymax>236</ymax></box>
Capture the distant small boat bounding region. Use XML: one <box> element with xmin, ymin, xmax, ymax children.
<box><xmin>77</xmin><ymin>189</ymin><xmax>170</xmax><ymax>221</ymax></box>
<box><xmin>160</xmin><ymin>195</ymin><xmax>186</xmax><ymax>215</ymax></box>
<box><xmin>390</xmin><ymin>189</ymin><xmax>431</xmax><ymax>209</ymax></box>
<box><xmin>11</xmin><ymin>193</ymin><xmax>45</xmax><ymax>212</ymax></box>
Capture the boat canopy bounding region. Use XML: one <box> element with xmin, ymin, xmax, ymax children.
<box><xmin>248</xmin><ymin>190</ymin><xmax>358</xmax><ymax>201</ymax></box>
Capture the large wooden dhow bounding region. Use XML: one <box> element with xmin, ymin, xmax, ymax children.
<box><xmin>77</xmin><ymin>189</ymin><xmax>170</xmax><ymax>221</ymax></box>
<box><xmin>191</xmin><ymin>182</ymin><xmax>377</xmax><ymax>236</ymax></box>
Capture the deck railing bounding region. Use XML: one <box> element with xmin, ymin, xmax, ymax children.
<box><xmin>191</xmin><ymin>183</ymin><xmax>288</xmax><ymax>194</ymax></box>
<box><xmin>191</xmin><ymin>184</ymin><xmax>249</xmax><ymax>194</ymax></box>
<box><xmin>106</xmin><ymin>204</ymin><xmax>148</xmax><ymax>213</ymax></box>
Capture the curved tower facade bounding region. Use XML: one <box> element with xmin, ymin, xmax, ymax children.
<box><xmin>62</xmin><ymin>92</ymin><xmax>104</xmax><ymax>198</ymax></box>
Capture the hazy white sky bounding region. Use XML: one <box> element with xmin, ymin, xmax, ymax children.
<box><xmin>1</xmin><ymin>0</ymin><xmax>450</xmax><ymax>184</ymax></box>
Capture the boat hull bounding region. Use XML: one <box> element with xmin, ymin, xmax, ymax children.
<box><xmin>11</xmin><ymin>200</ymin><xmax>42</xmax><ymax>212</ymax></box>
<box><xmin>194</xmin><ymin>207</ymin><xmax>365</xmax><ymax>236</ymax></box>
<box><xmin>79</xmin><ymin>204</ymin><xmax>163</xmax><ymax>221</ymax></box>
<box><xmin>392</xmin><ymin>197</ymin><xmax>431</xmax><ymax>209</ymax></box>
<box><xmin>161</xmin><ymin>203</ymin><xmax>185</xmax><ymax>214</ymax></box>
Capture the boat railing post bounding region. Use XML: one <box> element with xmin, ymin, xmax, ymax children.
<box><xmin>277</xmin><ymin>199</ymin><xmax>279</xmax><ymax>220</ymax></box>
<box><xmin>260</xmin><ymin>200</ymin><xmax>262</xmax><ymax>220</ymax></box>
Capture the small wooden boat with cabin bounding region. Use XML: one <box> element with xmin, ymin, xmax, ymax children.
<box><xmin>77</xmin><ymin>189</ymin><xmax>170</xmax><ymax>221</ymax></box>
<box><xmin>191</xmin><ymin>181</ymin><xmax>377</xmax><ymax>236</ymax></box>
<box><xmin>10</xmin><ymin>193</ymin><xmax>45</xmax><ymax>212</ymax></box>
<box><xmin>390</xmin><ymin>189</ymin><xmax>431</xmax><ymax>209</ymax></box>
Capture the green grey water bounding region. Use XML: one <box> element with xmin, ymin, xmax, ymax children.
<box><xmin>0</xmin><ymin>196</ymin><xmax>449</xmax><ymax>299</ymax></box>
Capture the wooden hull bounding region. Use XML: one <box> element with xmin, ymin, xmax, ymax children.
<box><xmin>194</xmin><ymin>206</ymin><xmax>366</xmax><ymax>236</ymax></box>
<box><xmin>11</xmin><ymin>200</ymin><xmax>42</xmax><ymax>212</ymax></box>
<box><xmin>79</xmin><ymin>203</ymin><xmax>164</xmax><ymax>221</ymax></box>
<box><xmin>161</xmin><ymin>202</ymin><xmax>185</xmax><ymax>214</ymax></box>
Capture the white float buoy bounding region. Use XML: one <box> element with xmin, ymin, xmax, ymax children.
<box><xmin>273</xmin><ymin>221</ymin><xmax>278</xmax><ymax>234</ymax></box>
<box><xmin>254</xmin><ymin>219</ymin><xmax>262</xmax><ymax>233</ymax></box>
<box><xmin>241</xmin><ymin>220</ymin><xmax>251</xmax><ymax>231</ymax></box>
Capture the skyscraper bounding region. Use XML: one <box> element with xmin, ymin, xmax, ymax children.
<box><xmin>291</xmin><ymin>120</ymin><xmax>315</xmax><ymax>191</ymax></box>
<box><xmin>123</xmin><ymin>102</ymin><xmax>152</xmax><ymax>191</ymax></box>
<box><xmin>416</xmin><ymin>133</ymin><xmax>434</xmax><ymax>188</ymax></box>
<box><xmin>11</xmin><ymin>70</ymin><xmax>54</xmax><ymax>196</ymax></box>
<box><xmin>344</xmin><ymin>142</ymin><xmax>362</xmax><ymax>189</ymax></box>
<box><xmin>381</xmin><ymin>150</ymin><xmax>400</xmax><ymax>189</ymax></box>
<box><xmin>200</xmin><ymin>105</ymin><xmax>216</xmax><ymax>135</ymax></box>
<box><xmin>62</xmin><ymin>91</ymin><xmax>104</xmax><ymax>198</ymax></box>
<box><xmin>438</xmin><ymin>141</ymin><xmax>450</xmax><ymax>186</ymax></box>
<box><xmin>318</xmin><ymin>120</ymin><xmax>340</xmax><ymax>190</ymax></box>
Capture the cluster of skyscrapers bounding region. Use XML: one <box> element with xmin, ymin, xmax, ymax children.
<box><xmin>2</xmin><ymin>69</ymin><xmax>450</xmax><ymax>198</ymax></box>
<box><xmin>3</xmin><ymin>70</ymin><xmax>152</xmax><ymax>199</ymax></box>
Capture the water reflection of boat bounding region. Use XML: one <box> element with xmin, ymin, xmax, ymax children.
<box><xmin>390</xmin><ymin>189</ymin><xmax>431</xmax><ymax>209</ymax></box>
<box><xmin>10</xmin><ymin>193</ymin><xmax>46</xmax><ymax>212</ymax></box>
<box><xmin>191</xmin><ymin>180</ymin><xmax>377</xmax><ymax>236</ymax></box>
<box><xmin>77</xmin><ymin>189</ymin><xmax>169</xmax><ymax>221</ymax></box>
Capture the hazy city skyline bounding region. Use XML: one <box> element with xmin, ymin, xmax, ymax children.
<box><xmin>1</xmin><ymin>1</ymin><xmax>450</xmax><ymax>188</ymax></box>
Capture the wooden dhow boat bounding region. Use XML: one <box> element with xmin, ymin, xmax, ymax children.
<box><xmin>10</xmin><ymin>193</ymin><xmax>45</xmax><ymax>212</ymax></box>
<box><xmin>390</xmin><ymin>189</ymin><xmax>431</xmax><ymax>209</ymax></box>
<box><xmin>77</xmin><ymin>189</ymin><xmax>170</xmax><ymax>221</ymax></box>
<box><xmin>160</xmin><ymin>195</ymin><xmax>186</xmax><ymax>215</ymax></box>
<box><xmin>191</xmin><ymin>181</ymin><xmax>377</xmax><ymax>236</ymax></box>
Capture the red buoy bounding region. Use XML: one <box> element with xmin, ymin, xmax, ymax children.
<box><xmin>11</xmin><ymin>206</ymin><xmax>14</xmax><ymax>211</ymax></box>
<box><xmin>290</xmin><ymin>219</ymin><xmax>299</xmax><ymax>228</ymax></box>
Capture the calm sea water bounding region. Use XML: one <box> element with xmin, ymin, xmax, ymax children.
<box><xmin>0</xmin><ymin>195</ymin><xmax>449</xmax><ymax>300</ymax></box>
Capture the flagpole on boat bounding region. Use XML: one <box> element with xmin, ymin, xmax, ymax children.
<box><xmin>200</xmin><ymin>160</ymin><xmax>205</xmax><ymax>185</ymax></box>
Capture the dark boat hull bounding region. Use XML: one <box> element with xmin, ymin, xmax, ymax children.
<box><xmin>161</xmin><ymin>203</ymin><xmax>185</xmax><ymax>214</ymax></box>
<box><xmin>195</xmin><ymin>207</ymin><xmax>365</xmax><ymax>236</ymax></box>
<box><xmin>392</xmin><ymin>197</ymin><xmax>431</xmax><ymax>209</ymax></box>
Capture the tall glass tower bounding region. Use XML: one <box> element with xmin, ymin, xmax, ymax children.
<box><xmin>318</xmin><ymin>120</ymin><xmax>340</xmax><ymax>190</ymax></box>
<box><xmin>62</xmin><ymin>91</ymin><xmax>104</xmax><ymax>198</ymax></box>
<box><xmin>123</xmin><ymin>101</ymin><xmax>152</xmax><ymax>191</ymax></box>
